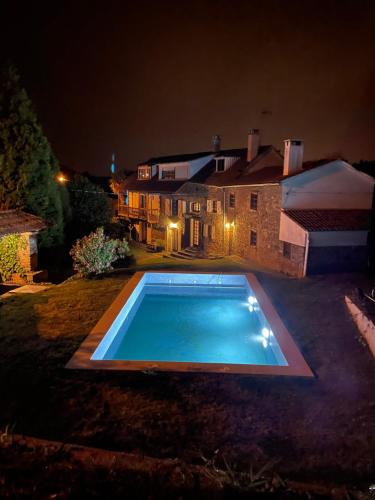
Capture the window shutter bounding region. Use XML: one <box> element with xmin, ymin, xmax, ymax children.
<box><xmin>178</xmin><ymin>200</ymin><xmax>187</xmax><ymax>215</ymax></box>
<box><xmin>211</xmin><ymin>225</ymin><xmax>216</xmax><ymax>240</ymax></box>
<box><xmin>203</xmin><ymin>224</ymin><xmax>208</xmax><ymax>237</ymax></box>
<box><xmin>164</xmin><ymin>198</ymin><xmax>171</xmax><ymax>216</ymax></box>
<box><xmin>216</xmin><ymin>201</ymin><xmax>222</xmax><ymax>214</ymax></box>
<box><xmin>207</xmin><ymin>200</ymin><xmax>212</xmax><ymax>213</ymax></box>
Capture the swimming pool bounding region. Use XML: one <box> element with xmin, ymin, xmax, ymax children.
<box><xmin>67</xmin><ymin>272</ymin><xmax>313</xmax><ymax>376</ymax></box>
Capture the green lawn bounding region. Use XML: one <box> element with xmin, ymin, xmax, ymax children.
<box><xmin>1</xmin><ymin>251</ymin><xmax>375</xmax><ymax>496</ymax></box>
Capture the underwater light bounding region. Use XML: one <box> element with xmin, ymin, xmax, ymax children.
<box><xmin>248</xmin><ymin>305</ymin><xmax>254</xmax><ymax>313</ymax></box>
<box><xmin>248</xmin><ymin>296</ymin><xmax>257</xmax><ymax>305</ymax></box>
<box><xmin>262</xmin><ymin>338</ymin><xmax>269</xmax><ymax>348</ymax></box>
<box><xmin>262</xmin><ymin>327</ymin><xmax>270</xmax><ymax>339</ymax></box>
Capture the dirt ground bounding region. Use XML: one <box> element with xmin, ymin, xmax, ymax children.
<box><xmin>1</xmin><ymin>265</ymin><xmax>375</xmax><ymax>495</ymax></box>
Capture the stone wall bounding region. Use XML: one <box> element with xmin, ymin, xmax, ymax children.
<box><xmin>223</xmin><ymin>184</ymin><xmax>306</xmax><ymax>276</ymax></box>
<box><xmin>17</xmin><ymin>233</ymin><xmax>38</xmax><ymax>272</ymax></box>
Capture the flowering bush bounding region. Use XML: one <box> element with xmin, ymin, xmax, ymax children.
<box><xmin>0</xmin><ymin>233</ymin><xmax>27</xmax><ymax>281</ymax></box>
<box><xmin>70</xmin><ymin>227</ymin><xmax>131</xmax><ymax>277</ymax></box>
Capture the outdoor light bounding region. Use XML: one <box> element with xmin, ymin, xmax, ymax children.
<box><xmin>225</xmin><ymin>222</ymin><xmax>231</xmax><ymax>229</ymax></box>
<box><xmin>169</xmin><ymin>222</ymin><xmax>178</xmax><ymax>229</ymax></box>
<box><xmin>231</xmin><ymin>221</ymin><xmax>235</xmax><ymax>227</ymax></box>
<box><xmin>57</xmin><ymin>174</ymin><xmax>68</xmax><ymax>183</ymax></box>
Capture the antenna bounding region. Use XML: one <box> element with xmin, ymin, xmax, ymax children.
<box><xmin>111</xmin><ymin>153</ymin><xmax>116</xmax><ymax>174</ymax></box>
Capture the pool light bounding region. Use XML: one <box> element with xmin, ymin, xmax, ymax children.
<box><xmin>248</xmin><ymin>296</ymin><xmax>257</xmax><ymax>305</ymax></box>
<box><xmin>262</xmin><ymin>327</ymin><xmax>270</xmax><ymax>339</ymax></box>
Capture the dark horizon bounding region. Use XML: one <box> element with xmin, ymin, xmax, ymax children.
<box><xmin>2</xmin><ymin>0</ymin><xmax>375</xmax><ymax>175</ymax></box>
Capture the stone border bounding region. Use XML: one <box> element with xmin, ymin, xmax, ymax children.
<box><xmin>345</xmin><ymin>295</ymin><xmax>375</xmax><ymax>359</ymax></box>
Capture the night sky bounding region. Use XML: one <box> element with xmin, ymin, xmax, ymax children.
<box><xmin>2</xmin><ymin>0</ymin><xmax>375</xmax><ymax>175</ymax></box>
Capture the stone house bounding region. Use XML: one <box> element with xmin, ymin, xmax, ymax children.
<box><xmin>117</xmin><ymin>131</ymin><xmax>374</xmax><ymax>276</ymax></box>
<box><xmin>0</xmin><ymin>209</ymin><xmax>47</xmax><ymax>282</ymax></box>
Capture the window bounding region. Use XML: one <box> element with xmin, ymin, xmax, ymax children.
<box><xmin>212</xmin><ymin>200</ymin><xmax>217</xmax><ymax>213</ymax></box>
<box><xmin>283</xmin><ymin>242</ymin><xmax>291</xmax><ymax>259</ymax></box>
<box><xmin>208</xmin><ymin>225</ymin><xmax>215</xmax><ymax>241</ymax></box>
<box><xmin>229</xmin><ymin>193</ymin><xmax>235</xmax><ymax>208</ymax></box>
<box><xmin>250</xmin><ymin>230</ymin><xmax>257</xmax><ymax>247</ymax></box>
<box><xmin>216</xmin><ymin>159</ymin><xmax>225</xmax><ymax>172</ymax></box>
<box><xmin>171</xmin><ymin>199</ymin><xmax>178</xmax><ymax>216</ymax></box>
<box><xmin>161</xmin><ymin>168</ymin><xmax>175</xmax><ymax>180</ymax></box>
<box><xmin>138</xmin><ymin>166</ymin><xmax>151</xmax><ymax>180</ymax></box>
<box><xmin>250</xmin><ymin>193</ymin><xmax>258</xmax><ymax>211</ymax></box>
<box><xmin>191</xmin><ymin>202</ymin><xmax>201</xmax><ymax>213</ymax></box>
<box><xmin>123</xmin><ymin>191</ymin><xmax>129</xmax><ymax>206</ymax></box>
<box><xmin>139</xmin><ymin>194</ymin><xmax>146</xmax><ymax>209</ymax></box>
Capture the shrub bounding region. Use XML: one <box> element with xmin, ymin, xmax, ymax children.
<box><xmin>0</xmin><ymin>234</ymin><xmax>27</xmax><ymax>281</ymax></box>
<box><xmin>69</xmin><ymin>227</ymin><xmax>131</xmax><ymax>277</ymax></box>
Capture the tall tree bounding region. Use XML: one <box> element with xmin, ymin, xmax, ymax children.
<box><xmin>67</xmin><ymin>174</ymin><xmax>111</xmax><ymax>242</ymax></box>
<box><xmin>0</xmin><ymin>64</ymin><xmax>66</xmax><ymax>247</ymax></box>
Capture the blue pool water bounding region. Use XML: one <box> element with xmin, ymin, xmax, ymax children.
<box><xmin>92</xmin><ymin>273</ymin><xmax>287</xmax><ymax>367</ymax></box>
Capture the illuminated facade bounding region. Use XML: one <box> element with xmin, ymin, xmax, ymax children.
<box><xmin>117</xmin><ymin>132</ymin><xmax>374</xmax><ymax>276</ymax></box>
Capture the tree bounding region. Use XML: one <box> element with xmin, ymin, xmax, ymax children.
<box><xmin>0</xmin><ymin>64</ymin><xmax>66</xmax><ymax>247</ymax></box>
<box><xmin>67</xmin><ymin>174</ymin><xmax>111</xmax><ymax>242</ymax></box>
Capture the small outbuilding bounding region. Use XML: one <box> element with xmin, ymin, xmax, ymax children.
<box><xmin>0</xmin><ymin>209</ymin><xmax>47</xmax><ymax>282</ymax></box>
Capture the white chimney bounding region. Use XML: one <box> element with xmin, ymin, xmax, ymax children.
<box><xmin>283</xmin><ymin>139</ymin><xmax>304</xmax><ymax>176</ymax></box>
<box><xmin>212</xmin><ymin>135</ymin><xmax>221</xmax><ymax>153</ymax></box>
<box><xmin>247</xmin><ymin>129</ymin><xmax>260</xmax><ymax>162</ymax></box>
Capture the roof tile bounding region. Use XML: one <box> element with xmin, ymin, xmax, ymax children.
<box><xmin>284</xmin><ymin>209</ymin><xmax>372</xmax><ymax>232</ymax></box>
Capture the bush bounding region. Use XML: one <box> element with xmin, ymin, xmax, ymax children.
<box><xmin>0</xmin><ymin>234</ymin><xmax>27</xmax><ymax>281</ymax></box>
<box><xmin>69</xmin><ymin>227</ymin><xmax>131</xmax><ymax>278</ymax></box>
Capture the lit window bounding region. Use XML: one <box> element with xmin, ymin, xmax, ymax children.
<box><xmin>191</xmin><ymin>202</ymin><xmax>201</xmax><ymax>213</ymax></box>
<box><xmin>138</xmin><ymin>167</ymin><xmax>151</xmax><ymax>180</ymax></box>
<box><xmin>229</xmin><ymin>193</ymin><xmax>235</xmax><ymax>208</ymax></box>
<box><xmin>250</xmin><ymin>193</ymin><xmax>258</xmax><ymax>211</ymax></box>
<box><xmin>161</xmin><ymin>169</ymin><xmax>175</xmax><ymax>180</ymax></box>
<box><xmin>250</xmin><ymin>230</ymin><xmax>257</xmax><ymax>246</ymax></box>
<box><xmin>212</xmin><ymin>200</ymin><xmax>217</xmax><ymax>213</ymax></box>
<box><xmin>216</xmin><ymin>159</ymin><xmax>225</xmax><ymax>172</ymax></box>
<box><xmin>283</xmin><ymin>242</ymin><xmax>291</xmax><ymax>259</ymax></box>
<box><xmin>123</xmin><ymin>191</ymin><xmax>129</xmax><ymax>206</ymax></box>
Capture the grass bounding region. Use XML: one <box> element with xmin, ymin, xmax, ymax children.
<box><xmin>1</xmin><ymin>249</ymin><xmax>375</xmax><ymax>495</ymax></box>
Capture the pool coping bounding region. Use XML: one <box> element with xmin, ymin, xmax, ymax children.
<box><xmin>66</xmin><ymin>271</ymin><xmax>314</xmax><ymax>377</ymax></box>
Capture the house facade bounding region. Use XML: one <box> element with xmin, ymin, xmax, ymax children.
<box><xmin>117</xmin><ymin>131</ymin><xmax>374</xmax><ymax>277</ymax></box>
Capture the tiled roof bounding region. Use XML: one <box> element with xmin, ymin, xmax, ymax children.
<box><xmin>121</xmin><ymin>172</ymin><xmax>187</xmax><ymax>194</ymax></box>
<box><xmin>284</xmin><ymin>209</ymin><xmax>372</xmax><ymax>232</ymax></box>
<box><xmin>139</xmin><ymin>148</ymin><xmax>247</xmax><ymax>166</ymax></box>
<box><xmin>0</xmin><ymin>209</ymin><xmax>46</xmax><ymax>236</ymax></box>
<box><xmin>204</xmin><ymin>156</ymin><xmax>332</xmax><ymax>187</ymax></box>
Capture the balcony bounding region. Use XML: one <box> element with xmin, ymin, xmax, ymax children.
<box><xmin>118</xmin><ymin>205</ymin><xmax>160</xmax><ymax>223</ymax></box>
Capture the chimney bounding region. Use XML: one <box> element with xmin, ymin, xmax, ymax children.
<box><xmin>247</xmin><ymin>129</ymin><xmax>260</xmax><ymax>162</ymax></box>
<box><xmin>283</xmin><ymin>139</ymin><xmax>304</xmax><ymax>176</ymax></box>
<box><xmin>212</xmin><ymin>135</ymin><xmax>221</xmax><ymax>153</ymax></box>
